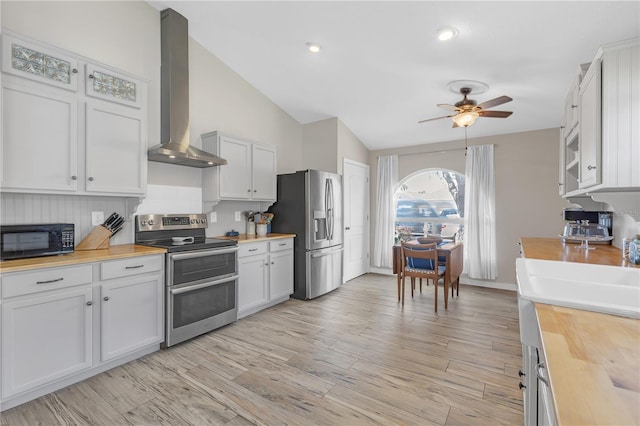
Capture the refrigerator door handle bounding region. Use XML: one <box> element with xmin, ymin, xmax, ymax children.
<box><xmin>325</xmin><ymin>178</ymin><xmax>331</xmax><ymax>239</ymax></box>
<box><xmin>310</xmin><ymin>246</ymin><xmax>344</xmax><ymax>258</ymax></box>
<box><xmin>327</xmin><ymin>178</ymin><xmax>334</xmax><ymax>239</ymax></box>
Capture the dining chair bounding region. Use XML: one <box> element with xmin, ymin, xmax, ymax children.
<box><xmin>400</xmin><ymin>241</ymin><xmax>446</xmax><ymax>312</ymax></box>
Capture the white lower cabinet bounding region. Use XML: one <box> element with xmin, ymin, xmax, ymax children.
<box><xmin>100</xmin><ymin>275</ymin><xmax>163</xmax><ymax>362</ymax></box>
<box><xmin>1</xmin><ymin>286</ymin><xmax>93</xmax><ymax>399</ymax></box>
<box><xmin>237</xmin><ymin>238</ymin><xmax>294</xmax><ymax>318</ymax></box>
<box><xmin>0</xmin><ymin>254</ymin><xmax>164</xmax><ymax>411</ymax></box>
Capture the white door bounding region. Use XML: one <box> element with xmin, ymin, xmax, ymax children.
<box><xmin>252</xmin><ymin>144</ymin><xmax>277</xmax><ymax>201</ymax></box>
<box><xmin>85</xmin><ymin>101</ymin><xmax>146</xmax><ymax>195</ymax></box>
<box><xmin>219</xmin><ymin>136</ymin><xmax>252</xmax><ymax>199</ymax></box>
<box><xmin>100</xmin><ymin>276</ymin><xmax>163</xmax><ymax>362</ymax></box>
<box><xmin>1</xmin><ymin>287</ymin><xmax>93</xmax><ymax>398</ymax></box>
<box><xmin>343</xmin><ymin>159</ymin><xmax>370</xmax><ymax>282</ymax></box>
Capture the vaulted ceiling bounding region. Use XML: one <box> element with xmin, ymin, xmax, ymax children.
<box><xmin>147</xmin><ymin>1</ymin><xmax>640</xmax><ymax>150</ymax></box>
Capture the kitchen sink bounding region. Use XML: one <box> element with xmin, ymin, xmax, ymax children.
<box><xmin>516</xmin><ymin>258</ymin><xmax>640</xmax><ymax>320</ymax></box>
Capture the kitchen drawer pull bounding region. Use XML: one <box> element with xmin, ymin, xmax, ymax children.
<box><xmin>89</xmin><ymin>74</ymin><xmax>94</xmax><ymax>79</ymax></box>
<box><xmin>587</xmin><ymin>165</ymin><xmax>597</xmax><ymax>171</ymax></box>
<box><xmin>103</xmin><ymin>296</ymin><xmax>110</xmax><ymax>301</ymax></box>
<box><xmin>171</xmin><ymin>247</ymin><xmax>238</xmax><ymax>261</ymax></box>
<box><xmin>125</xmin><ymin>265</ymin><xmax>144</xmax><ymax>269</ymax></box>
<box><xmin>170</xmin><ymin>274</ymin><xmax>239</xmax><ymax>295</ymax></box>
<box><xmin>71</xmin><ymin>175</ymin><xmax>78</xmax><ymax>180</ymax></box>
<box><xmin>279</xmin><ymin>243</ymin><xmax>287</xmax><ymax>246</ymax></box>
<box><xmin>86</xmin><ymin>301</ymin><xmax>93</xmax><ymax>306</ymax></box>
<box><xmin>249</xmin><ymin>248</ymin><xmax>258</xmax><ymax>252</ymax></box>
<box><xmin>36</xmin><ymin>277</ymin><xmax>64</xmax><ymax>284</ymax></box>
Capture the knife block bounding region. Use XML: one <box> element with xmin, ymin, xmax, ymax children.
<box><xmin>76</xmin><ymin>226</ymin><xmax>112</xmax><ymax>250</ymax></box>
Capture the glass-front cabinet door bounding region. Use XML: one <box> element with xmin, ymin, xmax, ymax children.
<box><xmin>2</xmin><ymin>35</ymin><xmax>79</xmax><ymax>91</ymax></box>
<box><xmin>85</xmin><ymin>63</ymin><xmax>142</xmax><ymax>108</ymax></box>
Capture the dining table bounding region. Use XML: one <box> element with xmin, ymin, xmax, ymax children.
<box><xmin>392</xmin><ymin>240</ymin><xmax>464</xmax><ymax>309</ymax></box>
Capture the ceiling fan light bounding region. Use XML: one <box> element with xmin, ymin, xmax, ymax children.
<box><xmin>453</xmin><ymin>111</ymin><xmax>479</xmax><ymax>127</ymax></box>
<box><xmin>437</xmin><ymin>27</ymin><xmax>458</xmax><ymax>41</ymax></box>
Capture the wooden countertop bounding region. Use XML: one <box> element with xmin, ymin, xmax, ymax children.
<box><xmin>520</xmin><ymin>236</ymin><xmax>639</xmax><ymax>268</ymax></box>
<box><xmin>216</xmin><ymin>233</ymin><xmax>296</xmax><ymax>244</ymax></box>
<box><xmin>0</xmin><ymin>245</ymin><xmax>167</xmax><ymax>273</ymax></box>
<box><xmin>520</xmin><ymin>237</ymin><xmax>640</xmax><ymax>425</ymax></box>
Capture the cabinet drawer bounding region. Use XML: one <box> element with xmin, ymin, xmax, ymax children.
<box><xmin>270</xmin><ymin>239</ymin><xmax>293</xmax><ymax>252</ymax></box>
<box><xmin>238</xmin><ymin>243</ymin><xmax>268</xmax><ymax>258</ymax></box>
<box><xmin>1</xmin><ymin>264</ymin><xmax>93</xmax><ymax>298</ymax></box>
<box><xmin>100</xmin><ymin>255</ymin><xmax>162</xmax><ymax>281</ymax></box>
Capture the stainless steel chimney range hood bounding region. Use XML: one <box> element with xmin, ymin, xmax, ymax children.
<box><xmin>147</xmin><ymin>8</ymin><xmax>227</xmax><ymax>168</ymax></box>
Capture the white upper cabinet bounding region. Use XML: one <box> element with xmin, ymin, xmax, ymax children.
<box><xmin>252</xmin><ymin>144</ymin><xmax>277</xmax><ymax>201</ymax></box>
<box><xmin>561</xmin><ymin>38</ymin><xmax>639</xmax><ymax>197</ymax></box>
<box><xmin>202</xmin><ymin>131</ymin><xmax>277</xmax><ymax>205</ymax></box>
<box><xmin>85</xmin><ymin>63</ymin><xmax>143</xmax><ymax>109</ymax></box>
<box><xmin>599</xmin><ymin>40</ymin><xmax>640</xmax><ymax>190</ymax></box>
<box><xmin>2</xmin><ymin>34</ymin><xmax>79</xmax><ymax>91</ymax></box>
<box><xmin>1</xmin><ymin>79</ymin><xmax>79</xmax><ymax>192</ymax></box>
<box><xmin>579</xmin><ymin>56</ymin><xmax>602</xmax><ymax>189</ymax></box>
<box><xmin>85</xmin><ymin>101</ymin><xmax>146</xmax><ymax>194</ymax></box>
<box><xmin>0</xmin><ymin>31</ymin><xmax>147</xmax><ymax>197</ymax></box>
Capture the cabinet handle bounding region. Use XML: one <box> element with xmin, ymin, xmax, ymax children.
<box><xmin>519</xmin><ymin>382</ymin><xmax>526</xmax><ymax>390</ymax></box>
<box><xmin>88</xmin><ymin>177</ymin><xmax>94</xmax><ymax>181</ymax></box>
<box><xmin>536</xmin><ymin>362</ymin><xmax>549</xmax><ymax>387</ymax></box>
<box><xmin>89</xmin><ymin>74</ymin><xmax>94</xmax><ymax>79</ymax></box>
<box><xmin>254</xmin><ymin>189</ymin><xmax>257</xmax><ymax>192</ymax></box>
<box><xmin>518</xmin><ymin>370</ymin><xmax>525</xmax><ymax>377</ymax></box>
<box><xmin>86</xmin><ymin>301</ymin><xmax>93</xmax><ymax>306</ymax></box>
<box><xmin>71</xmin><ymin>175</ymin><xmax>78</xmax><ymax>180</ymax></box>
<box><xmin>125</xmin><ymin>264</ymin><xmax>144</xmax><ymax>269</ymax></box>
<box><xmin>36</xmin><ymin>277</ymin><xmax>64</xmax><ymax>284</ymax></box>
<box><xmin>345</xmin><ymin>227</ymin><xmax>351</xmax><ymax>230</ymax></box>
<box><xmin>587</xmin><ymin>165</ymin><xmax>596</xmax><ymax>171</ymax></box>
<box><xmin>558</xmin><ymin>183</ymin><xmax>563</xmax><ymax>186</ymax></box>
<box><xmin>571</xmin><ymin>104</ymin><xmax>577</xmax><ymax>109</ymax></box>
<box><xmin>247</xmin><ymin>189</ymin><xmax>251</xmax><ymax>192</ymax></box>
<box><xmin>279</xmin><ymin>243</ymin><xmax>287</xmax><ymax>246</ymax></box>
<box><xmin>103</xmin><ymin>296</ymin><xmax>110</xmax><ymax>301</ymax></box>
<box><xmin>248</xmin><ymin>248</ymin><xmax>258</xmax><ymax>252</ymax></box>
<box><xmin>271</xmin><ymin>261</ymin><xmax>275</xmax><ymax>265</ymax></box>
<box><xmin>264</xmin><ymin>263</ymin><xmax>269</xmax><ymax>266</ymax></box>
<box><xmin>72</xmin><ymin>68</ymin><xmax>78</xmax><ymax>74</ymax></box>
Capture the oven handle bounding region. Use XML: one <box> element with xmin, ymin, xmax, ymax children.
<box><xmin>169</xmin><ymin>274</ymin><xmax>239</xmax><ymax>295</ymax></box>
<box><xmin>170</xmin><ymin>246</ymin><xmax>239</xmax><ymax>261</ymax></box>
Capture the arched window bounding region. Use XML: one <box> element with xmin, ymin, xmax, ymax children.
<box><xmin>394</xmin><ymin>169</ymin><xmax>465</xmax><ymax>242</ymax></box>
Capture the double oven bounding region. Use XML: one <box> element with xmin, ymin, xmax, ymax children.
<box><xmin>135</xmin><ymin>214</ymin><xmax>238</xmax><ymax>347</ymax></box>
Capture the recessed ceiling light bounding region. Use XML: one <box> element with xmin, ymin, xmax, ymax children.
<box><xmin>437</xmin><ymin>27</ymin><xmax>459</xmax><ymax>41</ymax></box>
<box><xmin>306</xmin><ymin>42</ymin><xmax>321</xmax><ymax>53</ymax></box>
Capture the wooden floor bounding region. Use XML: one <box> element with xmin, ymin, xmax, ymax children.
<box><xmin>1</xmin><ymin>273</ymin><xmax>524</xmax><ymax>425</ymax></box>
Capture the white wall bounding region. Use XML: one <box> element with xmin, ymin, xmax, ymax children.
<box><xmin>302</xmin><ymin>118</ymin><xmax>338</xmax><ymax>173</ymax></box>
<box><xmin>369</xmin><ymin>128</ymin><xmax>570</xmax><ymax>285</ymax></box>
<box><xmin>337</xmin><ymin>119</ymin><xmax>369</xmax><ymax>175</ymax></box>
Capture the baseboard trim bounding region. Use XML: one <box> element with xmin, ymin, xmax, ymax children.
<box><xmin>367</xmin><ymin>267</ymin><xmax>516</xmax><ymax>292</ymax></box>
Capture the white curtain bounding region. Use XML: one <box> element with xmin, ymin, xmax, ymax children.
<box><xmin>373</xmin><ymin>155</ymin><xmax>398</xmax><ymax>268</ymax></box>
<box><xmin>464</xmin><ymin>145</ymin><xmax>497</xmax><ymax>280</ymax></box>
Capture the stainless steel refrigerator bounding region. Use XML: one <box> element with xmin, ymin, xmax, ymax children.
<box><xmin>270</xmin><ymin>170</ymin><xmax>343</xmax><ymax>299</ymax></box>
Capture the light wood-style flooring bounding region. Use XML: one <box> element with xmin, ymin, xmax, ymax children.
<box><xmin>1</xmin><ymin>273</ymin><xmax>523</xmax><ymax>425</ymax></box>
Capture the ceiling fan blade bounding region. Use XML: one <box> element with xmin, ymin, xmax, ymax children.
<box><xmin>418</xmin><ymin>115</ymin><xmax>454</xmax><ymax>124</ymax></box>
<box><xmin>437</xmin><ymin>103</ymin><xmax>460</xmax><ymax>112</ymax></box>
<box><xmin>478</xmin><ymin>110</ymin><xmax>513</xmax><ymax>118</ymax></box>
<box><xmin>477</xmin><ymin>95</ymin><xmax>512</xmax><ymax>110</ymax></box>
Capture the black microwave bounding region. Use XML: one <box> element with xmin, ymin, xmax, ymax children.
<box><xmin>1</xmin><ymin>223</ymin><xmax>75</xmax><ymax>260</ymax></box>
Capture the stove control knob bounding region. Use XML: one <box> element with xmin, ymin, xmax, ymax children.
<box><xmin>148</xmin><ymin>220</ymin><xmax>154</xmax><ymax>226</ymax></box>
<box><xmin>191</xmin><ymin>219</ymin><xmax>196</xmax><ymax>224</ymax></box>
<box><xmin>200</xmin><ymin>219</ymin><xmax>206</xmax><ymax>224</ymax></box>
<box><xmin>140</xmin><ymin>220</ymin><xmax>147</xmax><ymax>226</ymax></box>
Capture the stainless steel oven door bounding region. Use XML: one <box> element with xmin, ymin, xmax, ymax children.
<box><xmin>167</xmin><ymin>247</ymin><xmax>237</xmax><ymax>286</ymax></box>
<box><xmin>166</xmin><ymin>273</ymin><xmax>239</xmax><ymax>347</ymax></box>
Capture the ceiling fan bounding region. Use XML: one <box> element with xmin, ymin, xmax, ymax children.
<box><xmin>419</xmin><ymin>87</ymin><xmax>513</xmax><ymax>128</ymax></box>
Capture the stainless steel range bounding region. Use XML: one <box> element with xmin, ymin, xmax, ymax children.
<box><xmin>135</xmin><ymin>214</ymin><xmax>238</xmax><ymax>347</ymax></box>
